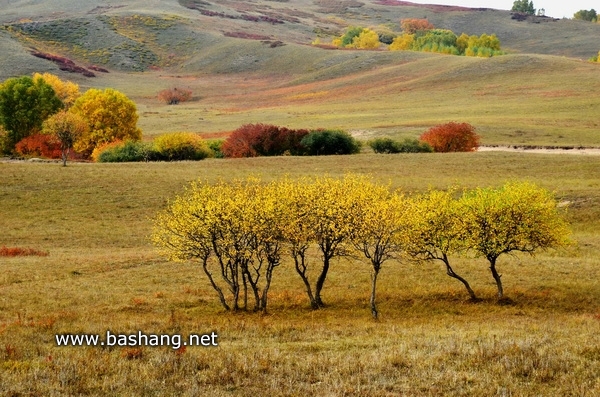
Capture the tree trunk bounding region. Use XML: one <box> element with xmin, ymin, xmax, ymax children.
<box><xmin>61</xmin><ymin>148</ymin><xmax>69</xmax><ymax>167</ymax></box>
<box><xmin>314</xmin><ymin>255</ymin><xmax>330</xmax><ymax>308</ymax></box>
<box><xmin>293</xmin><ymin>252</ymin><xmax>318</xmax><ymax>309</ymax></box>
<box><xmin>259</xmin><ymin>262</ymin><xmax>276</xmax><ymax>313</ymax></box>
<box><xmin>488</xmin><ymin>256</ymin><xmax>503</xmax><ymax>299</ymax></box>
<box><xmin>441</xmin><ymin>254</ymin><xmax>477</xmax><ymax>300</ymax></box>
<box><xmin>370</xmin><ymin>264</ymin><xmax>380</xmax><ymax>320</ymax></box>
<box><xmin>202</xmin><ymin>257</ymin><xmax>230</xmax><ymax>311</ymax></box>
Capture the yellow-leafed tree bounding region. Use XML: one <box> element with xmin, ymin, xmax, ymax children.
<box><xmin>405</xmin><ymin>189</ymin><xmax>477</xmax><ymax>300</ymax></box>
<box><xmin>349</xmin><ymin>28</ymin><xmax>381</xmax><ymax>49</ymax></box>
<box><xmin>33</xmin><ymin>73</ymin><xmax>80</xmax><ymax>108</ymax></box>
<box><xmin>42</xmin><ymin>110</ymin><xmax>88</xmax><ymax>166</ymax></box>
<box><xmin>70</xmin><ymin>88</ymin><xmax>142</xmax><ymax>157</ymax></box>
<box><xmin>459</xmin><ymin>182</ymin><xmax>572</xmax><ymax>299</ymax></box>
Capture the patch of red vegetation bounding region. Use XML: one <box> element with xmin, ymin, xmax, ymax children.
<box><xmin>31</xmin><ymin>50</ymin><xmax>96</xmax><ymax>77</ymax></box>
<box><xmin>0</xmin><ymin>246</ymin><xmax>49</xmax><ymax>257</ymax></box>
<box><xmin>375</xmin><ymin>0</ymin><xmax>489</xmax><ymax>12</ymax></box>
<box><xmin>224</xmin><ymin>31</ymin><xmax>272</xmax><ymax>40</ymax></box>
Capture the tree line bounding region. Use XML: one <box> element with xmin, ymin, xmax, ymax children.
<box><xmin>319</xmin><ymin>18</ymin><xmax>504</xmax><ymax>58</ymax></box>
<box><xmin>152</xmin><ymin>176</ymin><xmax>572</xmax><ymax>319</ymax></box>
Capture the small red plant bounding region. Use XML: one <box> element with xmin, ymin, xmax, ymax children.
<box><xmin>419</xmin><ymin>122</ymin><xmax>480</xmax><ymax>152</ymax></box>
<box><xmin>0</xmin><ymin>246</ymin><xmax>49</xmax><ymax>257</ymax></box>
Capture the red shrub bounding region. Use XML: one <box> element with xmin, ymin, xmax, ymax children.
<box><xmin>0</xmin><ymin>246</ymin><xmax>49</xmax><ymax>257</ymax></box>
<box><xmin>222</xmin><ymin>124</ymin><xmax>309</xmax><ymax>158</ymax></box>
<box><xmin>158</xmin><ymin>87</ymin><xmax>193</xmax><ymax>105</ymax></box>
<box><xmin>419</xmin><ymin>122</ymin><xmax>480</xmax><ymax>152</ymax></box>
<box><xmin>15</xmin><ymin>134</ymin><xmax>62</xmax><ymax>158</ymax></box>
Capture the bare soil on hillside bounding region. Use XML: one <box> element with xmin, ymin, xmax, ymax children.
<box><xmin>478</xmin><ymin>145</ymin><xmax>600</xmax><ymax>155</ymax></box>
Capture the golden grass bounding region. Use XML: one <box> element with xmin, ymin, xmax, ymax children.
<box><xmin>1</xmin><ymin>153</ymin><xmax>599</xmax><ymax>395</ymax></box>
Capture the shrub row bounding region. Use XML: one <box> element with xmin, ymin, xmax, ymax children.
<box><xmin>221</xmin><ymin>124</ymin><xmax>361</xmax><ymax>158</ymax></box>
<box><xmin>368</xmin><ymin>138</ymin><xmax>433</xmax><ymax>153</ymax></box>
<box><xmin>92</xmin><ymin>132</ymin><xmax>214</xmax><ymax>162</ymax></box>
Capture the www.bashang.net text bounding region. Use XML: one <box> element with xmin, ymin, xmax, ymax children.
<box><xmin>55</xmin><ymin>331</ymin><xmax>218</xmax><ymax>350</ymax></box>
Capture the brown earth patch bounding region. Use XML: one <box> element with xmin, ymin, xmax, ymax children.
<box><xmin>375</xmin><ymin>0</ymin><xmax>489</xmax><ymax>12</ymax></box>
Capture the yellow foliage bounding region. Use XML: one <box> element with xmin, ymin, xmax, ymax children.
<box><xmin>389</xmin><ymin>34</ymin><xmax>414</xmax><ymax>51</ymax></box>
<box><xmin>33</xmin><ymin>73</ymin><xmax>80</xmax><ymax>108</ymax></box>
<box><xmin>348</xmin><ymin>29</ymin><xmax>381</xmax><ymax>49</ymax></box>
<box><xmin>153</xmin><ymin>132</ymin><xmax>212</xmax><ymax>160</ymax></box>
<box><xmin>70</xmin><ymin>88</ymin><xmax>142</xmax><ymax>156</ymax></box>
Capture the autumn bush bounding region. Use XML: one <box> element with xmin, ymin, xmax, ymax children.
<box><xmin>94</xmin><ymin>140</ymin><xmax>154</xmax><ymax>163</ymax></box>
<box><xmin>206</xmin><ymin>139</ymin><xmax>225</xmax><ymax>158</ymax></box>
<box><xmin>369</xmin><ymin>137</ymin><xmax>432</xmax><ymax>153</ymax></box>
<box><xmin>157</xmin><ymin>87</ymin><xmax>193</xmax><ymax>105</ymax></box>
<box><xmin>70</xmin><ymin>88</ymin><xmax>142</xmax><ymax>157</ymax></box>
<box><xmin>222</xmin><ymin>124</ymin><xmax>309</xmax><ymax>158</ymax></box>
<box><xmin>332</xmin><ymin>26</ymin><xmax>381</xmax><ymax>49</ymax></box>
<box><xmin>400</xmin><ymin>18</ymin><xmax>435</xmax><ymax>34</ymax></box>
<box><xmin>15</xmin><ymin>134</ymin><xmax>62</xmax><ymax>158</ymax></box>
<box><xmin>153</xmin><ymin>132</ymin><xmax>212</xmax><ymax>161</ymax></box>
<box><xmin>300</xmin><ymin>129</ymin><xmax>361</xmax><ymax>155</ymax></box>
<box><xmin>419</xmin><ymin>122</ymin><xmax>480</xmax><ymax>152</ymax></box>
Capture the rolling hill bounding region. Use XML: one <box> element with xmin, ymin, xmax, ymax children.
<box><xmin>0</xmin><ymin>0</ymin><xmax>599</xmax><ymax>145</ymax></box>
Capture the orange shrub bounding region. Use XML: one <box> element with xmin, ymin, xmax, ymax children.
<box><xmin>400</xmin><ymin>18</ymin><xmax>435</xmax><ymax>34</ymax></box>
<box><xmin>15</xmin><ymin>134</ymin><xmax>62</xmax><ymax>158</ymax></box>
<box><xmin>419</xmin><ymin>122</ymin><xmax>480</xmax><ymax>152</ymax></box>
<box><xmin>90</xmin><ymin>140</ymin><xmax>124</xmax><ymax>162</ymax></box>
<box><xmin>158</xmin><ymin>87</ymin><xmax>193</xmax><ymax>105</ymax></box>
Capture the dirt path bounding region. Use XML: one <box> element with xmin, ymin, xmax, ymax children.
<box><xmin>478</xmin><ymin>146</ymin><xmax>600</xmax><ymax>155</ymax></box>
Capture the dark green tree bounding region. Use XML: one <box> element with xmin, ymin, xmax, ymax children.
<box><xmin>573</xmin><ymin>9</ymin><xmax>597</xmax><ymax>22</ymax></box>
<box><xmin>511</xmin><ymin>0</ymin><xmax>535</xmax><ymax>15</ymax></box>
<box><xmin>0</xmin><ymin>76</ymin><xmax>62</xmax><ymax>154</ymax></box>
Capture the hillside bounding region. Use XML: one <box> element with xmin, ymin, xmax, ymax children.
<box><xmin>0</xmin><ymin>0</ymin><xmax>599</xmax><ymax>145</ymax></box>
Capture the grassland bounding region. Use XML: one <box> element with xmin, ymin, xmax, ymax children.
<box><xmin>1</xmin><ymin>153</ymin><xmax>599</xmax><ymax>395</ymax></box>
<box><xmin>0</xmin><ymin>0</ymin><xmax>599</xmax><ymax>394</ymax></box>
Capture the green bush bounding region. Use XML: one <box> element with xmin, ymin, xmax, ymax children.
<box><xmin>369</xmin><ymin>138</ymin><xmax>433</xmax><ymax>153</ymax></box>
<box><xmin>396</xmin><ymin>138</ymin><xmax>433</xmax><ymax>153</ymax></box>
<box><xmin>96</xmin><ymin>140</ymin><xmax>154</xmax><ymax>162</ymax></box>
<box><xmin>153</xmin><ymin>132</ymin><xmax>212</xmax><ymax>161</ymax></box>
<box><xmin>206</xmin><ymin>139</ymin><xmax>225</xmax><ymax>158</ymax></box>
<box><xmin>300</xmin><ymin>129</ymin><xmax>361</xmax><ymax>156</ymax></box>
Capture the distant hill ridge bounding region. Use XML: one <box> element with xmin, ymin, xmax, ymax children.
<box><xmin>1</xmin><ymin>0</ymin><xmax>600</xmax><ymax>79</ymax></box>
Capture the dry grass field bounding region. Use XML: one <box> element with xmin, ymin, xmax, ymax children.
<box><xmin>1</xmin><ymin>153</ymin><xmax>599</xmax><ymax>395</ymax></box>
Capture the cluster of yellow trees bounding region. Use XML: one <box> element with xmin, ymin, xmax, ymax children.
<box><xmin>0</xmin><ymin>73</ymin><xmax>140</xmax><ymax>165</ymax></box>
<box><xmin>153</xmin><ymin>175</ymin><xmax>571</xmax><ymax>318</ymax></box>
<box><xmin>323</xmin><ymin>19</ymin><xmax>504</xmax><ymax>57</ymax></box>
